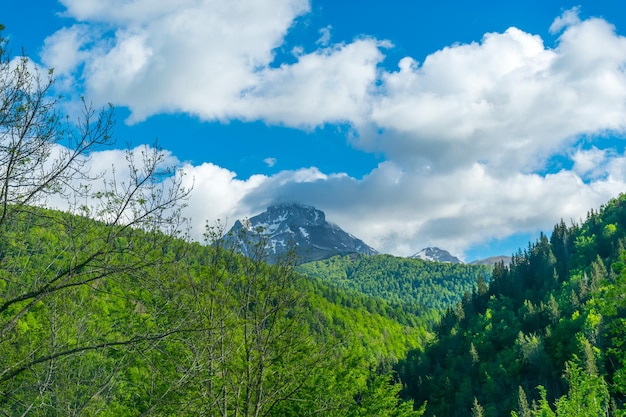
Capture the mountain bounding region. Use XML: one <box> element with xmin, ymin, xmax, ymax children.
<box><xmin>410</xmin><ymin>247</ymin><xmax>462</xmax><ymax>264</ymax></box>
<box><xmin>225</xmin><ymin>203</ymin><xmax>378</xmax><ymax>264</ymax></box>
<box><xmin>469</xmin><ymin>255</ymin><xmax>512</xmax><ymax>266</ymax></box>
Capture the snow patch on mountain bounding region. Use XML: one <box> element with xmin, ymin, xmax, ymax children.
<box><xmin>410</xmin><ymin>247</ymin><xmax>463</xmax><ymax>264</ymax></box>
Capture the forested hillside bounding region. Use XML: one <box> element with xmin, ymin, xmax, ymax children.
<box><xmin>397</xmin><ymin>195</ymin><xmax>626</xmax><ymax>416</ymax></box>
<box><xmin>297</xmin><ymin>254</ymin><xmax>491</xmax><ymax>324</ymax></box>
<box><xmin>0</xmin><ymin>208</ymin><xmax>430</xmax><ymax>416</ymax></box>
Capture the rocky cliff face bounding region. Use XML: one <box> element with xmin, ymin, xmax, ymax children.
<box><xmin>226</xmin><ymin>203</ymin><xmax>377</xmax><ymax>264</ymax></box>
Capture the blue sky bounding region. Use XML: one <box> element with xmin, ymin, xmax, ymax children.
<box><xmin>4</xmin><ymin>0</ymin><xmax>626</xmax><ymax>261</ymax></box>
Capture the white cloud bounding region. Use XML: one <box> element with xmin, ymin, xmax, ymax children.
<box><xmin>39</xmin><ymin>142</ymin><xmax>626</xmax><ymax>259</ymax></box>
<box><xmin>572</xmin><ymin>147</ymin><xmax>607</xmax><ymax>178</ymax></box>
<box><xmin>44</xmin><ymin>146</ymin><xmax>262</xmax><ymax>239</ymax></box>
<box><xmin>36</xmin><ymin>4</ymin><xmax>626</xmax><ymax>258</ymax></box>
<box><xmin>46</xmin><ymin>4</ymin><xmax>626</xmax><ymax>155</ymax></box>
<box><xmin>549</xmin><ymin>6</ymin><xmax>581</xmax><ymax>34</ymax></box>
<box><xmin>147</xmin><ymin>153</ymin><xmax>622</xmax><ymax>259</ymax></box>
<box><xmin>362</xmin><ymin>18</ymin><xmax>626</xmax><ymax>176</ymax></box>
<box><xmin>177</xmin><ymin>162</ymin><xmax>268</xmax><ymax>236</ymax></box>
<box><xmin>236</xmin><ymin>39</ymin><xmax>385</xmax><ymax>127</ymax></box>
<box><xmin>41</xmin><ymin>26</ymin><xmax>89</xmax><ymax>77</ymax></box>
<box><xmin>59</xmin><ymin>0</ymin><xmax>200</xmax><ymax>24</ymax></box>
<box><xmin>42</xmin><ymin>0</ymin><xmax>390</xmax><ymax>128</ymax></box>
<box><xmin>263</xmin><ymin>157</ymin><xmax>277</xmax><ymax>167</ymax></box>
<box><xmin>43</xmin><ymin>144</ymin><xmax>182</xmax><ymax>223</ymax></box>
<box><xmin>48</xmin><ymin>0</ymin><xmax>311</xmax><ymax>123</ymax></box>
<box><xmin>234</xmin><ymin>161</ymin><xmax>611</xmax><ymax>257</ymax></box>
<box><xmin>316</xmin><ymin>25</ymin><xmax>332</xmax><ymax>46</ymax></box>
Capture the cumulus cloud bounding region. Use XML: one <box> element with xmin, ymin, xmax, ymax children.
<box><xmin>37</xmin><ymin>4</ymin><xmax>626</xmax><ymax>258</ymax></box>
<box><xmin>43</xmin><ymin>4</ymin><xmax>626</xmax><ymax>169</ymax></box>
<box><xmin>44</xmin><ymin>144</ymin><xmax>182</xmax><ymax>223</ymax></box>
<box><xmin>572</xmin><ymin>147</ymin><xmax>608</xmax><ymax>179</ymax></box>
<box><xmin>362</xmin><ymin>17</ymin><xmax>626</xmax><ymax>176</ymax></box>
<box><xmin>177</xmin><ymin>162</ymin><xmax>268</xmax><ymax>234</ymax></box>
<box><xmin>41</xmin><ymin>26</ymin><xmax>89</xmax><ymax>77</ymax></box>
<box><xmin>237</xmin><ymin>39</ymin><xmax>385</xmax><ymax>127</ymax></box>
<box><xmin>549</xmin><ymin>6</ymin><xmax>582</xmax><ymax>34</ymax></box>
<box><xmin>59</xmin><ymin>0</ymin><xmax>201</xmax><ymax>24</ymax></box>
<box><xmin>233</xmin><ymin>160</ymin><xmax>622</xmax><ymax>257</ymax></box>
<box><xmin>46</xmin><ymin>0</ymin><xmax>313</xmax><ymax>124</ymax></box>
<box><xmin>112</xmin><ymin>151</ymin><xmax>614</xmax><ymax>258</ymax></box>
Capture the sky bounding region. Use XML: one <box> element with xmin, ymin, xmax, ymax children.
<box><xmin>4</xmin><ymin>0</ymin><xmax>626</xmax><ymax>261</ymax></box>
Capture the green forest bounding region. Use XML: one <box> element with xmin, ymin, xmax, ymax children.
<box><xmin>396</xmin><ymin>197</ymin><xmax>626</xmax><ymax>416</ymax></box>
<box><xmin>4</xmin><ymin>21</ymin><xmax>626</xmax><ymax>417</ymax></box>
<box><xmin>0</xmin><ymin>207</ymin><xmax>427</xmax><ymax>416</ymax></box>
<box><xmin>297</xmin><ymin>254</ymin><xmax>491</xmax><ymax>325</ymax></box>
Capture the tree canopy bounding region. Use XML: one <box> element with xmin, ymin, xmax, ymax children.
<box><xmin>397</xmin><ymin>194</ymin><xmax>626</xmax><ymax>416</ymax></box>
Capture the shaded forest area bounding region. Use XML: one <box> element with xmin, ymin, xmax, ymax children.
<box><xmin>397</xmin><ymin>195</ymin><xmax>626</xmax><ymax>416</ymax></box>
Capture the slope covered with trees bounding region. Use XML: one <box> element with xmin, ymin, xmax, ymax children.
<box><xmin>0</xmin><ymin>212</ymin><xmax>428</xmax><ymax>415</ymax></box>
<box><xmin>297</xmin><ymin>254</ymin><xmax>491</xmax><ymax>324</ymax></box>
<box><xmin>397</xmin><ymin>195</ymin><xmax>626</xmax><ymax>416</ymax></box>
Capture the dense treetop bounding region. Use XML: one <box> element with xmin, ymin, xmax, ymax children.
<box><xmin>397</xmin><ymin>194</ymin><xmax>626</xmax><ymax>416</ymax></box>
<box><xmin>298</xmin><ymin>254</ymin><xmax>491</xmax><ymax>323</ymax></box>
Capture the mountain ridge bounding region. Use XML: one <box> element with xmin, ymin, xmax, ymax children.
<box><xmin>226</xmin><ymin>203</ymin><xmax>377</xmax><ymax>264</ymax></box>
<box><xmin>468</xmin><ymin>255</ymin><xmax>512</xmax><ymax>266</ymax></box>
<box><xmin>410</xmin><ymin>247</ymin><xmax>462</xmax><ymax>264</ymax></box>
<box><xmin>227</xmin><ymin>204</ymin><xmax>511</xmax><ymax>265</ymax></box>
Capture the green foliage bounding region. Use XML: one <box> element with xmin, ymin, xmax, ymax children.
<box><xmin>347</xmin><ymin>372</ymin><xmax>426</xmax><ymax>417</ymax></box>
<box><xmin>554</xmin><ymin>361</ymin><xmax>610</xmax><ymax>417</ymax></box>
<box><xmin>11</xmin><ymin>17</ymin><xmax>626</xmax><ymax>414</ymax></box>
<box><xmin>512</xmin><ymin>360</ymin><xmax>610</xmax><ymax>417</ymax></box>
<box><xmin>0</xmin><ymin>204</ymin><xmax>422</xmax><ymax>416</ymax></box>
<box><xmin>298</xmin><ymin>254</ymin><xmax>491</xmax><ymax>322</ymax></box>
<box><xmin>399</xmin><ymin>194</ymin><xmax>626</xmax><ymax>416</ymax></box>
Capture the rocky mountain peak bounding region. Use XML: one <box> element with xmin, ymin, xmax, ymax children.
<box><xmin>410</xmin><ymin>247</ymin><xmax>462</xmax><ymax>264</ymax></box>
<box><xmin>263</xmin><ymin>203</ymin><xmax>325</xmax><ymax>227</ymax></box>
<box><xmin>226</xmin><ymin>203</ymin><xmax>377</xmax><ymax>264</ymax></box>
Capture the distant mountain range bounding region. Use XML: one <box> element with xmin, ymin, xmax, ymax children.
<box><xmin>226</xmin><ymin>203</ymin><xmax>509</xmax><ymax>265</ymax></box>
<box><xmin>469</xmin><ymin>255</ymin><xmax>512</xmax><ymax>266</ymax></box>
<box><xmin>411</xmin><ymin>248</ymin><xmax>512</xmax><ymax>266</ymax></box>
<box><xmin>410</xmin><ymin>247</ymin><xmax>463</xmax><ymax>264</ymax></box>
<box><xmin>225</xmin><ymin>203</ymin><xmax>377</xmax><ymax>264</ymax></box>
